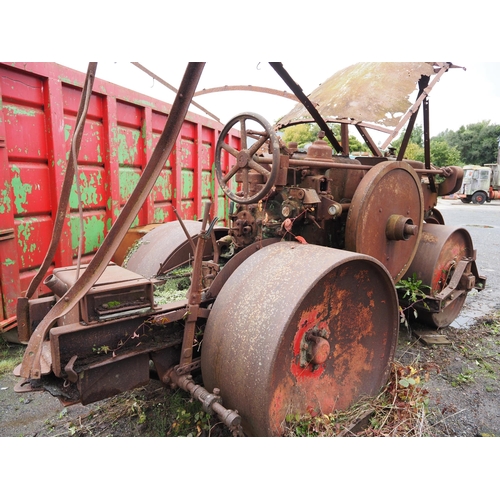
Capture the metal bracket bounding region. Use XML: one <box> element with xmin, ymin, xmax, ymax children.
<box><xmin>175</xmin><ymin>359</ymin><xmax>201</xmax><ymax>376</ymax></box>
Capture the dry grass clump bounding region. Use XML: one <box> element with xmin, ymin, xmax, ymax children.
<box><xmin>283</xmin><ymin>361</ymin><xmax>438</xmax><ymax>437</ymax></box>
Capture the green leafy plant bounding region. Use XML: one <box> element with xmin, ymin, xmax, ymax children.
<box><xmin>396</xmin><ymin>273</ymin><xmax>431</xmax><ymax>325</ymax></box>
<box><xmin>92</xmin><ymin>345</ymin><xmax>111</xmax><ymax>355</ymax></box>
<box><xmin>168</xmin><ymin>398</ymin><xmax>212</xmax><ymax>437</ymax></box>
<box><xmin>451</xmin><ymin>369</ymin><xmax>475</xmax><ymax>387</ymax></box>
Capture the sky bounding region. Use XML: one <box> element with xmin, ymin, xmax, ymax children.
<box><xmin>59</xmin><ymin>60</ymin><xmax>500</xmax><ymax>146</ymax></box>
<box><xmin>4</xmin><ymin>1</ymin><xmax>499</xmax><ymax>144</ymax></box>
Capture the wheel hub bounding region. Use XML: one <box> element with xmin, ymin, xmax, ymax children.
<box><xmin>300</xmin><ymin>328</ymin><xmax>331</xmax><ymax>368</ymax></box>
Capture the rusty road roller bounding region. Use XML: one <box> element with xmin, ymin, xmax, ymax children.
<box><xmin>14</xmin><ymin>62</ymin><xmax>486</xmax><ymax>436</ymax></box>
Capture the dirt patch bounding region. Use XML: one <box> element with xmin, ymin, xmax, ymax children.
<box><xmin>1</xmin><ymin>312</ymin><xmax>499</xmax><ymax>437</ymax></box>
<box><xmin>398</xmin><ymin>315</ymin><xmax>500</xmax><ymax>437</ymax></box>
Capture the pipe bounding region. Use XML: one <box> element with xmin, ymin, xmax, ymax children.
<box><xmin>43</xmin><ymin>274</ymin><xmax>68</xmax><ymax>298</ymax></box>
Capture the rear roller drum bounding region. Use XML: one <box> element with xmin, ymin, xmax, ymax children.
<box><xmin>200</xmin><ymin>242</ymin><xmax>399</xmax><ymax>436</ymax></box>
<box><xmin>124</xmin><ymin>220</ymin><xmax>227</xmax><ymax>278</ymax></box>
<box><xmin>402</xmin><ymin>224</ymin><xmax>475</xmax><ymax>328</ymax></box>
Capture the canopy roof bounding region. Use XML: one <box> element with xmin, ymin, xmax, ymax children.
<box><xmin>276</xmin><ymin>62</ymin><xmax>441</xmax><ymax>132</ymax></box>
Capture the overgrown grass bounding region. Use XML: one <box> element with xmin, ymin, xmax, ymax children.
<box><xmin>0</xmin><ymin>336</ymin><xmax>24</xmax><ymax>376</ymax></box>
<box><xmin>448</xmin><ymin>312</ymin><xmax>500</xmax><ymax>384</ymax></box>
<box><xmin>49</xmin><ymin>383</ymin><xmax>231</xmax><ymax>437</ymax></box>
<box><xmin>154</xmin><ymin>266</ymin><xmax>192</xmax><ymax>305</ymax></box>
<box><xmin>283</xmin><ymin>361</ymin><xmax>436</xmax><ymax>437</ymax></box>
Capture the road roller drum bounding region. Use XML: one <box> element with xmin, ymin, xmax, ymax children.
<box><xmin>201</xmin><ymin>242</ymin><xmax>399</xmax><ymax>436</ymax></box>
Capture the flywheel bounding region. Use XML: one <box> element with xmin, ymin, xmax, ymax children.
<box><xmin>200</xmin><ymin>242</ymin><xmax>399</xmax><ymax>437</ymax></box>
<box><xmin>345</xmin><ymin>161</ymin><xmax>424</xmax><ymax>282</ymax></box>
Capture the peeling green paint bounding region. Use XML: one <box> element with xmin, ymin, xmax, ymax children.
<box><xmin>182</xmin><ymin>170</ymin><xmax>194</xmax><ymax>198</ymax></box>
<box><xmin>3</xmin><ymin>258</ymin><xmax>15</xmax><ymax>266</ymax></box>
<box><xmin>17</xmin><ymin>219</ymin><xmax>34</xmax><ymax>254</ymax></box>
<box><xmin>11</xmin><ymin>165</ymin><xmax>33</xmax><ymax>214</ymax></box>
<box><xmin>154</xmin><ymin>206</ymin><xmax>167</xmax><ymax>222</ymax></box>
<box><xmin>153</xmin><ymin>172</ymin><xmax>172</xmax><ymax>201</ymax></box>
<box><xmin>70</xmin><ymin>171</ymin><xmax>103</xmax><ymax>208</ymax></box>
<box><xmin>201</xmin><ymin>171</ymin><xmax>212</xmax><ymax>198</ymax></box>
<box><xmin>64</xmin><ymin>123</ymin><xmax>72</xmax><ymax>142</ymax></box>
<box><xmin>5</xmin><ymin>104</ymin><xmax>36</xmax><ymax>117</ymax></box>
<box><xmin>211</xmin><ymin>162</ymin><xmax>217</xmax><ymax>200</ymax></box>
<box><xmin>117</xmin><ymin>130</ymin><xmax>140</xmax><ymax>165</ymax></box>
<box><xmin>132</xmin><ymin>98</ymin><xmax>156</xmax><ymax>108</ymax></box>
<box><xmin>70</xmin><ymin>215</ymin><xmax>106</xmax><ymax>254</ymax></box>
<box><xmin>119</xmin><ymin>168</ymin><xmax>141</xmax><ymax>200</ymax></box>
<box><xmin>0</xmin><ymin>181</ymin><xmax>12</xmax><ymax>214</ymax></box>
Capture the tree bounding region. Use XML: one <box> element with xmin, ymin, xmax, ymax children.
<box><xmin>391</xmin><ymin>124</ymin><xmax>424</xmax><ymax>152</ymax></box>
<box><xmin>435</xmin><ymin>121</ymin><xmax>500</xmax><ymax>166</ymax></box>
<box><xmin>281</xmin><ymin>123</ymin><xmax>369</xmax><ymax>153</ymax></box>
<box><xmin>404</xmin><ymin>142</ymin><xmax>424</xmax><ymax>162</ymax></box>
<box><xmin>390</xmin><ymin>124</ymin><xmax>462</xmax><ymax>166</ymax></box>
<box><xmin>281</xmin><ymin>123</ymin><xmax>318</xmax><ymax>148</ymax></box>
<box><xmin>429</xmin><ymin>139</ymin><xmax>461</xmax><ymax>167</ymax></box>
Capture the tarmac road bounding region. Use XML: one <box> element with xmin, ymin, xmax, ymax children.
<box><xmin>433</xmin><ymin>197</ymin><xmax>500</xmax><ymax>327</ymax></box>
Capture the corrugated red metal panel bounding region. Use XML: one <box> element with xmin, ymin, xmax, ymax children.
<box><xmin>0</xmin><ymin>62</ymin><xmax>239</xmax><ymax>321</ymax></box>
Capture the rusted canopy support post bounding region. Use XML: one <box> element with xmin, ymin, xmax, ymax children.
<box><xmin>355</xmin><ymin>125</ymin><xmax>382</xmax><ymax>157</ymax></box>
<box><xmin>423</xmin><ymin>91</ymin><xmax>436</xmax><ymax>192</ymax></box>
<box><xmin>269</xmin><ymin>62</ymin><xmax>345</xmax><ymax>155</ymax></box>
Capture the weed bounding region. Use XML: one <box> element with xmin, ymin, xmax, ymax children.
<box><xmin>154</xmin><ymin>266</ymin><xmax>192</xmax><ymax>305</ymax></box>
<box><xmin>451</xmin><ymin>369</ymin><xmax>475</xmax><ymax>387</ymax></box>
<box><xmin>396</xmin><ymin>273</ymin><xmax>430</xmax><ymax>325</ymax></box>
<box><xmin>0</xmin><ymin>336</ymin><xmax>24</xmax><ymax>376</ymax></box>
<box><xmin>283</xmin><ymin>362</ymin><xmax>434</xmax><ymax>437</ymax></box>
<box><xmin>165</xmin><ymin>390</ymin><xmax>213</xmax><ymax>437</ymax></box>
<box><xmin>92</xmin><ymin>345</ymin><xmax>111</xmax><ymax>355</ymax></box>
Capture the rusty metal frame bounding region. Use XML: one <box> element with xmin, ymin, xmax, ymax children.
<box><xmin>379</xmin><ymin>63</ymin><xmax>453</xmax><ymax>150</ymax></box>
<box><xmin>132</xmin><ymin>62</ymin><xmax>221</xmax><ymax>123</ymax></box>
<box><xmin>20</xmin><ymin>62</ymin><xmax>206</xmax><ymax>380</ymax></box>
<box><xmin>270</xmin><ymin>62</ymin><xmax>345</xmax><ymax>154</ymax></box>
<box><xmin>273</xmin><ymin>62</ymin><xmax>457</xmax><ymax>159</ymax></box>
<box><xmin>194</xmin><ymin>85</ymin><xmax>300</xmax><ymax>103</ymax></box>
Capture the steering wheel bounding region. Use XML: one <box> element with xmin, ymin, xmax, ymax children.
<box><xmin>215</xmin><ymin>112</ymin><xmax>280</xmax><ymax>204</ymax></box>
